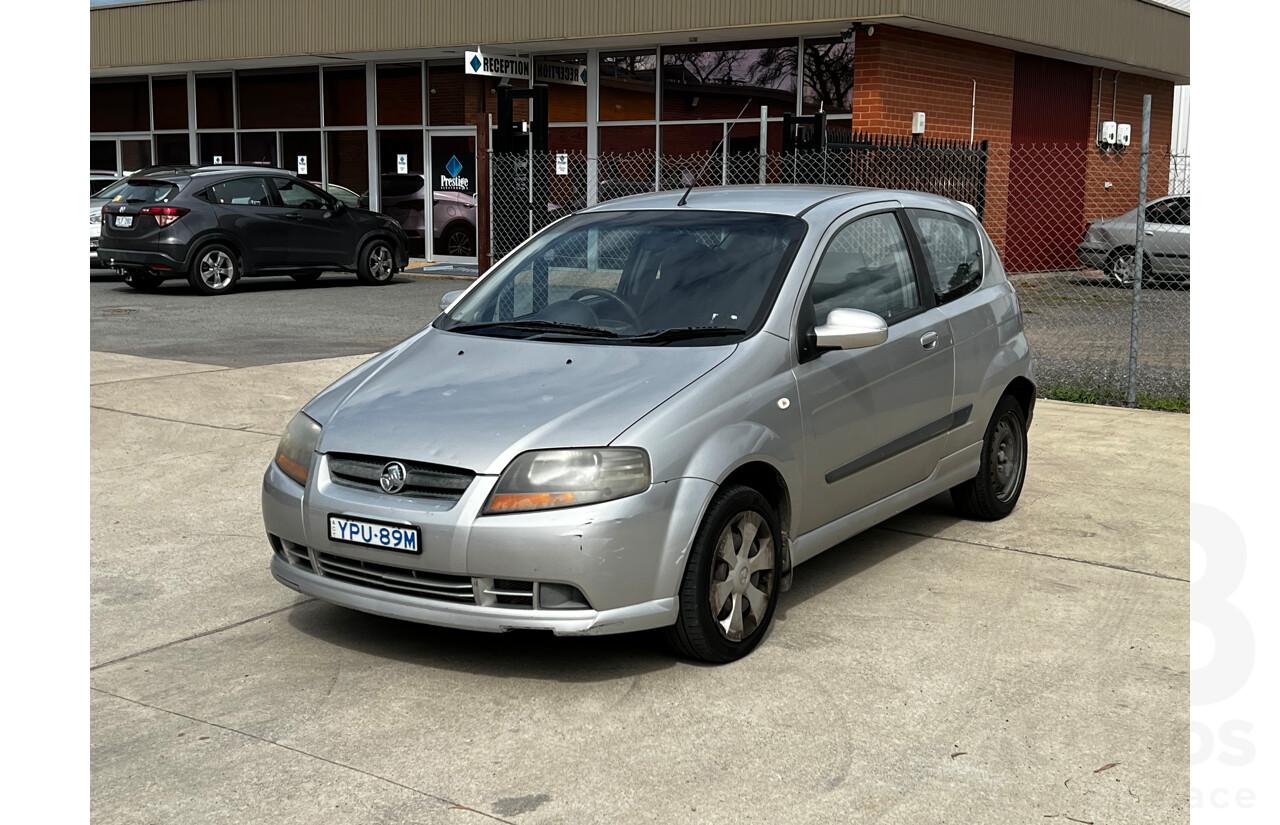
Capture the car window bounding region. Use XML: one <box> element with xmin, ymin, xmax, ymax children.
<box><xmin>208</xmin><ymin>177</ymin><xmax>272</xmax><ymax>206</ymax></box>
<box><xmin>808</xmin><ymin>212</ymin><xmax>920</xmax><ymax>323</ymax></box>
<box><xmin>1146</xmin><ymin>197</ymin><xmax>1190</xmax><ymax>227</ymax></box>
<box><xmin>105</xmin><ymin>178</ymin><xmax>181</xmax><ymax>204</ymax></box>
<box><xmin>440</xmin><ymin>210</ymin><xmax>806</xmax><ymax>343</ymax></box>
<box><xmin>273</xmin><ymin>178</ymin><xmax>330</xmax><ymax>210</ymax></box>
<box><xmin>907</xmin><ymin>208</ymin><xmax>983</xmax><ymax>303</ymax></box>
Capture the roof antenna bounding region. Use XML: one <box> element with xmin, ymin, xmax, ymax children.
<box><xmin>677</xmin><ymin>97</ymin><xmax>753</xmax><ymax>206</ymax></box>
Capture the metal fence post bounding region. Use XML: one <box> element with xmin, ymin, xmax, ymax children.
<box><xmin>758</xmin><ymin>105</ymin><xmax>768</xmax><ymax>184</ymax></box>
<box><xmin>1126</xmin><ymin>95</ymin><xmax>1151</xmax><ymax>408</ymax></box>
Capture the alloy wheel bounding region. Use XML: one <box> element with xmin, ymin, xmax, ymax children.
<box><xmin>369</xmin><ymin>245</ymin><xmax>393</xmax><ymax>281</ymax></box>
<box><xmin>199</xmin><ymin>250</ymin><xmax>234</xmax><ymax>290</ymax></box>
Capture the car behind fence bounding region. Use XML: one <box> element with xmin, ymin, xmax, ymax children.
<box><xmin>488</xmin><ymin>137</ymin><xmax>1190</xmax><ymax>409</ymax></box>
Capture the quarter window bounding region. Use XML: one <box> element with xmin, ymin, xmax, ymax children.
<box><xmin>208</xmin><ymin>177</ymin><xmax>272</xmax><ymax>206</ymax></box>
<box><xmin>907</xmin><ymin>209</ymin><xmax>984</xmax><ymax>303</ymax></box>
<box><xmin>809</xmin><ymin>213</ymin><xmax>920</xmax><ymax>322</ymax></box>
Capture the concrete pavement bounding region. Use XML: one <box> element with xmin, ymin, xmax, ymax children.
<box><xmin>90</xmin><ymin>350</ymin><xmax>1189</xmax><ymax>824</ymax></box>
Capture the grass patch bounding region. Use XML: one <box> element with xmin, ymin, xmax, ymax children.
<box><xmin>1042</xmin><ymin>386</ymin><xmax>1189</xmax><ymax>413</ymax></box>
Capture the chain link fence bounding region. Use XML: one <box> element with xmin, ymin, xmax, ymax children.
<box><xmin>487</xmin><ymin>141</ymin><xmax>1190</xmax><ymax>410</ymax></box>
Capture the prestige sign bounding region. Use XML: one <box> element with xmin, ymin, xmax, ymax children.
<box><xmin>465</xmin><ymin>50</ymin><xmax>531</xmax><ymax>79</ymax></box>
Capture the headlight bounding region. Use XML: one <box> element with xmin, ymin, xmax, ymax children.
<box><xmin>484</xmin><ymin>448</ymin><xmax>650</xmax><ymax>514</ymax></box>
<box><xmin>274</xmin><ymin>413</ymin><xmax>322</xmax><ymax>486</ymax></box>
<box><xmin>90</xmin><ymin>213</ymin><xmax>101</xmax><ymax>225</ymax></box>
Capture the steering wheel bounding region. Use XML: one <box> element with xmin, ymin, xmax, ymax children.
<box><xmin>569</xmin><ymin>288</ymin><xmax>640</xmax><ymax>327</ymax></box>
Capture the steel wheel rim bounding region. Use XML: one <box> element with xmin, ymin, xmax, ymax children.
<box><xmin>990</xmin><ymin>414</ymin><xmax>1024</xmax><ymax>503</ymax></box>
<box><xmin>707</xmin><ymin>511</ymin><xmax>775</xmax><ymax>642</ymax></box>
<box><xmin>369</xmin><ymin>245</ymin><xmax>392</xmax><ymax>280</ymax></box>
<box><xmin>447</xmin><ymin>230</ymin><xmax>472</xmax><ymax>256</ymax></box>
<box><xmin>200</xmin><ymin>250</ymin><xmax>233</xmax><ymax>289</ymax></box>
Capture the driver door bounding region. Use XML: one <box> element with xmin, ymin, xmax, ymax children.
<box><xmin>792</xmin><ymin>207</ymin><xmax>956</xmax><ymax>534</ymax></box>
<box><xmin>267</xmin><ymin>176</ymin><xmax>352</xmax><ymax>267</ymax></box>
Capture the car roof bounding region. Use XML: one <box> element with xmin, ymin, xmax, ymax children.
<box><xmin>128</xmin><ymin>164</ymin><xmax>298</xmax><ymax>183</ymax></box>
<box><xmin>577</xmin><ymin>185</ymin><xmax>970</xmax><ymax>217</ymax></box>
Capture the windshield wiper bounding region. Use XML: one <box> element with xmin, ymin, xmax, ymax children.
<box><xmin>624</xmin><ymin>326</ymin><xmax>746</xmax><ymax>344</ymax></box>
<box><xmin>446</xmin><ymin>319</ymin><xmax>617</xmax><ymax>338</ymax></box>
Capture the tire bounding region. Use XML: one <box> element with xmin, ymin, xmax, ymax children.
<box><xmin>1104</xmin><ymin>246</ymin><xmax>1149</xmax><ymax>288</ymax></box>
<box><xmin>665</xmin><ymin>485</ymin><xmax>781</xmax><ymax>663</ymax></box>
<box><xmin>357</xmin><ymin>239</ymin><xmax>397</xmax><ymax>285</ymax></box>
<box><xmin>441</xmin><ymin>222</ymin><xmax>475</xmax><ymax>257</ymax></box>
<box><xmin>123</xmin><ymin>270</ymin><xmax>164</xmax><ymax>291</ymax></box>
<box><xmin>950</xmin><ymin>394</ymin><xmax>1028</xmax><ymax>521</ymax></box>
<box><xmin>188</xmin><ymin>244</ymin><xmax>241</xmax><ymax>296</ymax></box>
<box><xmin>290</xmin><ymin>270</ymin><xmax>323</xmax><ymax>284</ymax></box>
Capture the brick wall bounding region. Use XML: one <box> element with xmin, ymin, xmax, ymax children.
<box><xmin>1083</xmin><ymin>69</ymin><xmax>1175</xmax><ymax>224</ymax></box>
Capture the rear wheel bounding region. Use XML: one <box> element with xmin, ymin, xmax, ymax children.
<box><xmin>189</xmin><ymin>244</ymin><xmax>240</xmax><ymax>296</ymax></box>
<box><xmin>665</xmin><ymin>485</ymin><xmax>781</xmax><ymax>663</ymax></box>
<box><xmin>950</xmin><ymin>395</ymin><xmax>1028</xmax><ymax>520</ymax></box>
<box><xmin>357</xmin><ymin>239</ymin><xmax>396</xmax><ymax>285</ymax></box>
<box><xmin>123</xmin><ymin>270</ymin><xmax>164</xmax><ymax>291</ymax></box>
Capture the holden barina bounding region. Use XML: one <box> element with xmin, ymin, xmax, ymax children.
<box><xmin>97</xmin><ymin>165</ymin><xmax>409</xmax><ymax>295</ymax></box>
<box><xmin>263</xmin><ymin>186</ymin><xmax>1035</xmax><ymax>662</ymax></box>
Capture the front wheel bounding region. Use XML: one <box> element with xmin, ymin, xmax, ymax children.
<box><xmin>1105</xmin><ymin>247</ymin><xmax>1148</xmax><ymax>288</ymax></box>
<box><xmin>188</xmin><ymin>244</ymin><xmax>241</xmax><ymax>296</ymax></box>
<box><xmin>357</xmin><ymin>240</ymin><xmax>397</xmax><ymax>285</ymax></box>
<box><xmin>665</xmin><ymin>485</ymin><xmax>781</xmax><ymax>663</ymax></box>
<box><xmin>950</xmin><ymin>395</ymin><xmax>1028</xmax><ymax>520</ymax></box>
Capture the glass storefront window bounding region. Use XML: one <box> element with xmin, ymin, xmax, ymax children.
<box><xmin>326</xmin><ymin>131</ymin><xmax>368</xmax><ymax>204</ymax></box>
<box><xmin>198</xmin><ymin>132</ymin><xmax>235</xmax><ymax>165</ymax></box>
<box><xmin>660</xmin><ymin>40</ymin><xmax>796</xmax><ymax>121</ymax></box>
<box><xmin>120</xmin><ymin>139</ymin><xmax>152</xmax><ymax>174</ymax></box>
<box><xmin>378</xmin><ymin>130</ymin><xmax>425</xmax><ymax>253</ymax></box>
<box><xmin>238</xmin><ymin>68</ymin><xmax>320</xmax><ymax>129</ymax></box>
<box><xmin>91</xmin><ymin>140</ymin><xmax>117</xmax><ymax>172</ymax></box>
<box><xmin>196</xmin><ymin>75</ymin><xmax>234</xmax><ymax>129</ymax></box>
<box><xmin>91</xmin><ymin>78</ymin><xmax>149</xmax><ymax>133</ymax></box>
<box><xmin>430</xmin><ymin>135</ymin><xmax>478</xmax><ymax>258</ymax></box>
<box><xmin>802</xmin><ymin>38</ymin><xmax>856</xmax><ymax>115</ymax></box>
<box><xmin>600</xmin><ymin>51</ymin><xmax>656</xmax><ymax>122</ymax></box>
<box><xmin>323</xmin><ymin>67</ymin><xmax>366</xmax><ymax>127</ymax></box>
<box><xmin>154</xmin><ymin>133</ymin><xmax>191</xmax><ymax>165</ymax></box>
<box><xmin>239</xmin><ymin>132</ymin><xmax>278</xmax><ymax>167</ymax></box>
<box><xmin>426</xmin><ymin>63</ymin><xmax>474</xmax><ymax>126</ymax></box>
<box><xmin>152</xmin><ymin>76</ymin><xmax>188</xmax><ymax>130</ymax></box>
<box><xmin>281</xmin><ymin>132</ymin><xmax>322</xmax><ymax>181</ymax></box>
<box><xmin>377</xmin><ymin>63</ymin><xmax>423</xmax><ymax>126</ymax></box>
<box><xmin>536</xmin><ymin>54</ymin><xmax>587</xmax><ymax>122</ymax></box>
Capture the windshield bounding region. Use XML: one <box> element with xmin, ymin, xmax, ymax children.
<box><xmin>437</xmin><ymin>210</ymin><xmax>806</xmax><ymax>345</ymax></box>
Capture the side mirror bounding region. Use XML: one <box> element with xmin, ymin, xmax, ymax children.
<box><xmin>439</xmin><ymin>289</ymin><xmax>464</xmax><ymax>312</ymax></box>
<box><xmin>813</xmin><ymin>308</ymin><xmax>888</xmax><ymax>350</ymax></box>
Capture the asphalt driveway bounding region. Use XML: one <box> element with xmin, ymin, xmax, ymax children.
<box><xmin>90</xmin><ymin>349</ymin><xmax>1189</xmax><ymax>824</ymax></box>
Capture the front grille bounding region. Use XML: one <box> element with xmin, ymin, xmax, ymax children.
<box><xmin>484</xmin><ymin>579</ymin><xmax>535</xmax><ymax>608</ymax></box>
<box><xmin>315</xmin><ymin>551</ymin><xmax>475</xmax><ymax>602</ymax></box>
<box><xmin>327</xmin><ymin>453</ymin><xmax>475</xmax><ymax>502</ymax></box>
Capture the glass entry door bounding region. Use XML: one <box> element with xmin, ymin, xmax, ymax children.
<box><xmin>427</xmin><ymin>130</ymin><xmax>477</xmax><ymax>261</ymax></box>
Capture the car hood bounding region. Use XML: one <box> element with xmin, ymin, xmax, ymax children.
<box><xmin>310</xmin><ymin>327</ymin><xmax>734</xmax><ymax>475</ymax></box>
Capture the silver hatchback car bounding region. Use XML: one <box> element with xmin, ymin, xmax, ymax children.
<box><xmin>263</xmin><ymin>186</ymin><xmax>1035</xmax><ymax>662</ymax></box>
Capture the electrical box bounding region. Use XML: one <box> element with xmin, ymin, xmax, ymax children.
<box><xmin>911</xmin><ymin>112</ymin><xmax>926</xmax><ymax>135</ymax></box>
<box><xmin>1116</xmin><ymin>123</ymin><xmax>1132</xmax><ymax>147</ymax></box>
<box><xmin>1099</xmin><ymin>120</ymin><xmax>1117</xmax><ymax>146</ymax></box>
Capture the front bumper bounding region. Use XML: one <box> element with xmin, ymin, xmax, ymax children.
<box><xmin>262</xmin><ymin>456</ymin><xmax>714</xmax><ymax>636</ymax></box>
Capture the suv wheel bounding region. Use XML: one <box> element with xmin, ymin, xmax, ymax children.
<box><xmin>189</xmin><ymin>244</ymin><xmax>241</xmax><ymax>296</ymax></box>
<box><xmin>442</xmin><ymin>223</ymin><xmax>475</xmax><ymax>257</ymax></box>
<box><xmin>666</xmin><ymin>485</ymin><xmax>781</xmax><ymax>663</ymax></box>
<box><xmin>357</xmin><ymin>240</ymin><xmax>396</xmax><ymax>285</ymax></box>
<box><xmin>950</xmin><ymin>395</ymin><xmax>1028</xmax><ymax>520</ymax></box>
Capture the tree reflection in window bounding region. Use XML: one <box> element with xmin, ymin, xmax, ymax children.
<box><xmin>802</xmin><ymin>38</ymin><xmax>856</xmax><ymax>115</ymax></box>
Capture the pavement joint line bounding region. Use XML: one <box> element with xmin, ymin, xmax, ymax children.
<box><xmin>89</xmin><ymin>686</ymin><xmax>520</xmax><ymax>825</ymax></box>
<box><xmin>875</xmin><ymin>526</ymin><xmax>1189</xmax><ymax>583</ymax></box>
<box><xmin>89</xmin><ymin>405</ymin><xmax>282</xmax><ymax>438</ymax></box>
<box><xmin>92</xmin><ymin>438</ymin><xmax>278</xmax><ymax>477</ymax></box>
<box><xmin>91</xmin><ymin>601</ymin><xmax>314</xmax><ymax>672</ymax></box>
<box><xmin>90</xmin><ymin>366</ymin><xmax>237</xmax><ymax>387</ymax></box>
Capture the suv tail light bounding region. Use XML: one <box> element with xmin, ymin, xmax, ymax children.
<box><xmin>139</xmin><ymin>206</ymin><xmax>190</xmax><ymax>227</ymax></box>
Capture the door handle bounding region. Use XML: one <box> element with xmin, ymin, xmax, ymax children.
<box><xmin>1144</xmin><ymin>229</ymin><xmax>1155</xmax><ymax>236</ymax></box>
<box><xmin>920</xmin><ymin>331</ymin><xmax>939</xmax><ymax>350</ymax></box>
<box><xmin>282</xmin><ymin>212</ymin><xmax>304</xmax><ymax>220</ymax></box>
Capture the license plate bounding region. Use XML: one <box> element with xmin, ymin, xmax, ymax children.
<box><xmin>114</xmin><ymin>215</ymin><xmax>133</xmax><ymax>228</ymax></box>
<box><xmin>328</xmin><ymin>515</ymin><xmax>421</xmax><ymax>553</ymax></box>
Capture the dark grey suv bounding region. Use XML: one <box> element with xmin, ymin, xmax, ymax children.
<box><xmin>98</xmin><ymin>165</ymin><xmax>410</xmax><ymax>295</ymax></box>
